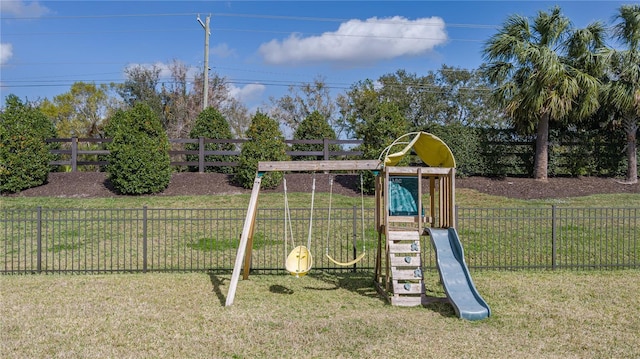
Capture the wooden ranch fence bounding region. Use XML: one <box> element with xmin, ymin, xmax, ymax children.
<box><xmin>46</xmin><ymin>137</ymin><xmax>363</xmax><ymax>172</ymax></box>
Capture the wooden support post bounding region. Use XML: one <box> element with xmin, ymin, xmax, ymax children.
<box><xmin>71</xmin><ymin>137</ymin><xmax>78</xmax><ymax>172</ymax></box>
<box><xmin>439</xmin><ymin>177</ymin><xmax>445</xmax><ymax>228</ymax></box>
<box><xmin>198</xmin><ymin>137</ymin><xmax>205</xmax><ymax>173</ymax></box>
<box><xmin>242</xmin><ymin>207</ymin><xmax>258</xmax><ymax>280</ymax></box>
<box><xmin>417</xmin><ymin>167</ymin><xmax>423</xmax><ymax>229</ymax></box>
<box><xmin>225</xmin><ymin>176</ymin><xmax>262</xmax><ymax>307</ymax></box>
<box><xmin>450</xmin><ymin>168</ymin><xmax>456</xmax><ymax>228</ymax></box>
<box><xmin>430</xmin><ymin>176</ymin><xmax>436</xmax><ymax>228</ymax></box>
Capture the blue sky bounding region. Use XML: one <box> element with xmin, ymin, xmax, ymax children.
<box><xmin>0</xmin><ymin>1</ymin><xmax>630</xmax><ymax>110</ymax></box>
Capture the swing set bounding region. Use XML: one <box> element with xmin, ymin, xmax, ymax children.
<box><xmin>225</xmin><ymin>160</ymin><xmax>381</xmax><ymax>306</ymax></box>
<box><xmin>282</xmin><ymin>173</ymin><xmax>368</xmax><ymax>277</ymax></box>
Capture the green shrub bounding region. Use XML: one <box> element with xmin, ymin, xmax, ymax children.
<box><xmin>354</xmin><ymin>101</ymin><xmax>408</xmax><ymax>193</ymax></box>
<box><xmin>104</xmin><ymin>103</ymin><xmax>171</xmax><ymax>195</ymax></box>
<box><xmin>291</xmin><ymin>110</ymin><xmax>341</xmax><ymax>160</ymax></box>
<box><xmin>186</xmin><ymin>107</ymin><xmax>235</xmax><ymax>173</ymax></box>
<box><xmin>422</xmin><ymin>123</ymin><xmax>483</xmax><ymax>177</ymax></box>
<box><xmin>235</xmin><ymin>111</ymin><xmax>289</xmax><ymax>189</ymax></box>
<box><xmin>0</xmin><ymin>95</ymin><xmax>57</xmax><ymax>193</ymax></box>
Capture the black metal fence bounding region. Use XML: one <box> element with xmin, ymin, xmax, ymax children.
<box><xmin>1</xmin><ymin>206</ymin><xmax>638</xmax><ymax>274</ymax></box>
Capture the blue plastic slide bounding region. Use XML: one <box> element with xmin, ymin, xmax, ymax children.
<box><xmin>427</xmin><ymin>228</ymin><xmax>491</xmax><ymax>320</ymax></box>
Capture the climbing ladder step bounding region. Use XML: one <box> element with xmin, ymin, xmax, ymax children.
<box><xmin>391</xmin><ymin>267</ymin><xmax>424</xmax><ymax>280</ymax></box>
<box><xmin>388</xmin><ymin>242</ymin><xmax>421</xmax><ymax>254</ymax></box>
<box><xmin>389</xmin><ymin>255</ymin><xmax>421</xmax><ymax>267</ymax></box>
<box><xmin>391</xmin><ymin>295</ymin><xmax>425</xmax><ymax>307</ymax></box>
<box><xmin>393</xmin><ymin>281</ymin><xmax>423</xmax><ymax>294</ymax></box>
<box><xmin>387</xmin><ymin>230</ymin><xmax>420</xmax><ymax>241</ymax></box>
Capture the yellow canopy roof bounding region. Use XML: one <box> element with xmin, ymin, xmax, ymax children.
<box><xmin>384</xmin><ymin>132</ymin><xmax>456</xmax><ymax>168</ymax></box>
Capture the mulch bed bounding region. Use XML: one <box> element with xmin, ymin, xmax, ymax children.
<box><xmin>4</xmin><ymin>172</ymin><xmax>638</xmax><ymax>200</ymax></box>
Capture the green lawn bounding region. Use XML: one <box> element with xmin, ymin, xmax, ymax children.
<box><xmin>2</xmin><ymin>270</ymin><xmax>639</xmax><ymax>358</ymax></box>
<box><xmin>3</xmin><ymin>189</ymin><xmax>640</xmax><ymax>209</ymax></box>
<box><xmin>2</xmin><ymin>191</ymin><xmax>639</xmax><ymax>357</ymax></box>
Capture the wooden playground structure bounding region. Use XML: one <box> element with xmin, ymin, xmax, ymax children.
<box><xmin>225</xmin><ymin>132</ymin><xmax>490</xmax><ymax>320</ymax></box>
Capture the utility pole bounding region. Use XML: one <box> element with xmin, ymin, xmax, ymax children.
<box><xmin>197</xmin><ymin>14</ymin><xmax>211</xmax><ymax>110</ymax></box>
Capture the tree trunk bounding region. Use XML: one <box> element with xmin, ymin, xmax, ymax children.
<box><xmin>624</xmin><ymin>117</ymin><xmax>638</xmax><ymax>184</ymax></box>
<box><xmin>533</xmin><ymin>112</ymin><xmax>550</xmax><ymax>180</ymax></box>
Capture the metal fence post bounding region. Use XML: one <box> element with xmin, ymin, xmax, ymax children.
<box><xmin>352</xmin><ymin>205</ymin><xmax>357</xmax><ymax>272</ymax></box>
<box><xmin>552</xmin><ymin>205</ymin><xmax>557</xmax><ymax>270</ymax></box>
<box><xmin>143</xmin><ymin>206</ymin><xmax>148</xmax><ymax>273</ymax></box>
<box><xmin>455</xmin><ymin>205</ymin><xmax>459</xmax><ymax>229</ymax></box>
<box><xmin>37</xmin><ymin>206</ymin><xmax>42</xmax><ymax>273</ymax></box>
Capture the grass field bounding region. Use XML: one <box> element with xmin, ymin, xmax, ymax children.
<box><xmin>1</xmin><ymin>270</ymin><xmax>639</xmax><ymax>358</ymax></box>
<box><xmin>2</xmin><ymin>191</ymin><xmax>639</xmax><ymax>357</ymax></box>
<box><xmin>3</xmin><ymin>189</ymin><xmax>640</xmax><ymax>209</ymax></box>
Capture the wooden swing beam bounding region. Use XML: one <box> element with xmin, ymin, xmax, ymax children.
<box><xmin>258</xmin><ymin>160</ymin><xmax>381</xmax><ymax>172</ymax></box>
<box><xmin>225</xmin><ymin>160</ymin><xmax>382</xmax><ymax>307</ymax></box>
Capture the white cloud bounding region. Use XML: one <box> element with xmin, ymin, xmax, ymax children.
<box><xmin>211</xmin><ymin>43</ymin><xmax>236</xmax><ymax>59</ymax></box>
<box><xmin>0</xmin><ymin>0</ymin><xmax>51</xmax><ymax>17</ymax></box>
<box><xmin>228</xmin><ymin>83</ymin><xmax>266</xmax><ymax>103</ymax></box>
<box><xmin>259</xmin><ymin>16</ymin><xmax>447</xmax><ymax>66</ymax></box>
<box><xmin>0</xmin><ymin>43</ymin><xmax>13</xmax><ymax>65</ymax></box>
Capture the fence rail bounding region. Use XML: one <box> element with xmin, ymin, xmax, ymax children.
<box><xmin>46</xmin><ymin>137</ymin><xmax>363</xmax><ymax>172</ymax></box>
<box><xmin>2</xmin><ymin>205</ymin><xmax>638</xmax><ymax>274</ymax></box>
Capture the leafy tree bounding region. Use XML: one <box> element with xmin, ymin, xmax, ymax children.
<box><xmin>159</xmin><ymin>60</ymin><xmax>199</xmax><ymax>139</ymax></box>
<box><xmin>116</xmin><ymin>64</ymin><xmax>164</xmax><ymax>117</ymax></box>
<box><xmin>340</xmin><ymin>79</ymin><xmax>409</xmax><ymax>155</ymax></box>
<box><xmin>436</xmin><ymin>65</ymin><xmax>503</xmax><ymax>128</ymax></box>
<box><xmin>291</xmin><ymin>110</ymin><xmax>340</xmax><ymax>160</ymax></box>
<box><xmin>0</xmin><ymin>95</ymin><xmax>57</xmax><ymax>193</ymax></box>
<box><xmin>338</xmin><ymin>68</ymin><xmax>503</xmax><ymax>134</ymax></box>
<box><xmin>235</xmin><ymin>111</ymin><xmax>289</xmax><ymax>189</ymax></box>
<box><xmin>373</xmin><ymin>69</ymin><xmax>441</xmax><ymax>129</ymax></box>
<box><xmin>104</xmin><ymin>103</ymin><xmax>171</xmax><ymax>195</ymax></box>
<box><xmin>192</xmin><ymin>71</ymin><xmax>236</xmax><ymax>112</ymax></box>
<box><xmin>39</xmin><ymin>82</ymin><xmax>117</xmax><ymax>138</ymax></box>
<box><xmin>223</xmin><ymin>97</ymin><xmax>252</xmax><ymax>138</ymax></box>
<box><xmin>269</xmin><ymin>76</ymin><xmax>338</xmax><ymax>135</ymax></box>
<box><xmin>483</xmin><ymin>6</ymin><xmax>604</xmax><ymax>179</ymax></box>
<box><xmin>116</xmin><ymin>62</ymin><xmax>250</xmax><ymax>143</ymax></box>
<box><xmin>339</xmin><ymin>81</ymin><xmax>408</xmax><ymax>191</ymax></box>
<box><xmin>601</xmin><ymin>4</ymin><xmax>640</xmax><ymax>183</ymax></box>
<box><xmin>186</xmin><ymin>107</ymin><xmax>235</xmax><ymax>173</ymax></box>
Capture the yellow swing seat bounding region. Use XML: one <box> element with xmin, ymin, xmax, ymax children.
<box><xmin>326</xmin><ymin>251</ymin><xmax>366</xmax><ymax>266</ymax></box>
<box><xmin>286</xmin><ymin>245</ymin><xmax>313</xmax><ymax>277</ymax></box>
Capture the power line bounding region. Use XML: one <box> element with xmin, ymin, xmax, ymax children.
<box><xmin>2</xmin><ymin>77</ymin><xmax>494</xmax><ymax>95</ymax></box>
<box><xmin>3</xmin><ymin>26</ymin><xmax>487</xmax><ymax>43</ymax></box>
<box><xmin>1</xmin><ymin>12</ymin><xmax>198</xmax><ymax>20</ymax></box>
<box><xmin>2</xmin><ymin>11</ymin><xmax>500</xmax><ymax>29</ymax></box>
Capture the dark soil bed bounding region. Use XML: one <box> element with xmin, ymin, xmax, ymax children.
<box><xmin>5</xmin><ymin>172</ymin><xmax>639</xmax><ymax>200</ymax></box>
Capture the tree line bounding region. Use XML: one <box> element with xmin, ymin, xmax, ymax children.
<box><xmin>1</xmin><ymin>5</ymin><xmax>638</xmax><ymax>194</ymax></box>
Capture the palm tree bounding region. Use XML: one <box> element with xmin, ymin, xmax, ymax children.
<box><xmin>602</xmin><ymin>5</ymin><xmax>640</xmax><ymax>183</ymax></box>
<box><xmin>482</xmin><ymin>6</ymin><xmax>603</xmax><ymax>180</ymax></box>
